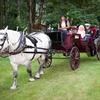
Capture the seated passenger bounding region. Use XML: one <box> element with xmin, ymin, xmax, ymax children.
<box><xmin>58</xmin><ymin>16</ymin><xmax>70</xmax><ymax>41</ymax></box>
<box><xmin>85</xmin><ymin>23</ymin><xmax>97</xmax><ymax>39</ymax></box>
<box><xmin>85</xmin><ymin>23</ymin><xmax>91</xmax><ymax>34</ymax></box>
<box><xmin>77</xmin><ymin>25</ymin><xmax>86</xmax><ymax>38</ymax></box>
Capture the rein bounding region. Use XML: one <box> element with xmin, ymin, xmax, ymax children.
<box><xmin>23</xmin><ymin>45</ymin><xmax>49</xmax><ymax>54</ymax></box>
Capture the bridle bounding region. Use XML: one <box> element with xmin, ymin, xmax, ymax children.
<box><xmin>0</xmin><ymin>32</ymin><xmax>8</xmax><ymax>50</ymax></box>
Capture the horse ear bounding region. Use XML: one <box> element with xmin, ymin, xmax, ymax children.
<box><xmin>4</xmin><ymin>26</ymin><xmax>8</xmax><ymax>31</ymax></box>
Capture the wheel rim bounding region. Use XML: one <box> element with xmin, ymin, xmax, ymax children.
<box><xmin>70</xmin><ymin>46</ymin><xmax>80</xmax><ymax>70</ymax></box>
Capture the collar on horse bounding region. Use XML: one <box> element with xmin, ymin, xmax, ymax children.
<box><xmin>9</xmin><ymin>32</ymin><xmax>38</xmax><ymax>60</ymax></box>
<box><xmin>13</xmin><ymin>32</ymin><xmax>26</xmax><ymax>52</ymax></box>
<box><xmin>7</xmin><ymin>32</ymin><xmax>26</xmax><ymax>55</ymax></box>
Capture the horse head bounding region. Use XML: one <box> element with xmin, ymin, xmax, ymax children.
<box><xmin>0</xmin><ymin>26</ymin><xmax>8</xmax><ymax>51</ymax></box>
<box><xmin>0</xmin><ymin>26</ymin><xmax>8</xmax><ymax>54</ymax></box>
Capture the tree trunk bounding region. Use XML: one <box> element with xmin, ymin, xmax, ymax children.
<box><xmin>27</xmin><ymin>0</ymin><xmax>36</xmax><ymax>33</ymax></box>
<box><xmin>0</xmin><ymin>0</ymin><xmax>9</xmax><ymax>28</ymax></box>
<box><xmin>0</xmin><ymin>0</ymin><xmax>6</xmax><ymax>28</ymax></box>
<box><xmin>38</xmin><ymin>0</ymin><xmax>44</xmax><ymax>24</ymax></box>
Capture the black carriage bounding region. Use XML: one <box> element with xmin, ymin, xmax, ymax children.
<box><xmin>46</xmin><ymin>26</ymin><xmax>98</xmax><ymax>70</ymax></box>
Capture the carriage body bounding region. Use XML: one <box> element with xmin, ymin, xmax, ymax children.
<box><xmin>46</xmin><ymin>26</ymin><xmax>97</xmax><ymax>70</ymax></box>
<box><xmin>46</xmin><ymin>31</ymin><xmax>95</xmax><ymax>54</ymax></box>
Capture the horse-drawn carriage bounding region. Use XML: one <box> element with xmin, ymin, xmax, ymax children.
<box><xmin>46</xmin><ymin>26</ymin><xmax>100</xmax><ymax>70</ymax></box>
<box><xmin>0</xmin><ymin>26</ymin><xmax>100</xmax><ymax>89</ymax></box>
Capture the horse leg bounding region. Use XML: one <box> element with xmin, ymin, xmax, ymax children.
<box><xmin>10</xmin><ymin>62</ymin><xmax>18</xmax><ymax>90</ymax></box>
<box><xmin>34</xmin><ymin>55</ymin><xmax>45</xmax><ymax>79</ymax></box>
<box><xmin>26</xmin><ymin>62</ymin><xmax>35</xmax><ymax>82</ymax></box>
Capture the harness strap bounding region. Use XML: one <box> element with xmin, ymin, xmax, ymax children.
<box><xmin>25</xmin><ymin>35</ymin><xmax>38</xmax><ymax>60</ymax></box>
<box><xmin>31</xmin><ymin>46</ymin><xmax>37</xmax><ymax>60</ymax></box>
<box><xmin>26</xmin><ymin>35</ymin><xmax>37</xmax><ymax>46</ymax></box>
<box><xmin>14</xmin><ymin>32</ymin><xmax>26</xmax><ymax>52</ymax></box>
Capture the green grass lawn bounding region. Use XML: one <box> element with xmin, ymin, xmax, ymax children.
<box><xmin>0</xmin><ymin>53</ymin><xmax>100</xmax><ymax>100</ymax></box>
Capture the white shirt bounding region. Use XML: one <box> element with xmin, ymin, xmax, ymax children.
<box><xmin>77</xmin><ymin>25</ymin><xmax>86</xmax><ymax>38</ymax></box>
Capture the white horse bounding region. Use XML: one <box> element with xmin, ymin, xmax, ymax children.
<box><xmin>0</xmin><ymin>27</ymin><xmax>51</xmax><ymax>89</ymax></box>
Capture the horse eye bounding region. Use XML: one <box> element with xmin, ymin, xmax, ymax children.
<box><xmin>0</xmin><ymin>39</ymin><xmax>4</xmax><ymax>41</ymax></box>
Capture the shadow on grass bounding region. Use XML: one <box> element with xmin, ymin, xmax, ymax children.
<box><xmin>80</xmin><ymin>55</ymin><xmax>98</xmax><ymax>63</ymax></box>
<box><xmin>44</xmin><ymin>53</ymin><xmax>99</xmax><ymax>79</ymax></box>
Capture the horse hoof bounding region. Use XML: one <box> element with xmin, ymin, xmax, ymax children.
<box><xmin>10</xmin><ymin>86</ymin><xmax>17</xmax><ymax>90</ymax></box>
<box><xmin>34</xmin><ymin>74</ymin><xmax>40</xmax><ymax>79</ymax></box>
<box><xmin>29</xmin><ymin>78</ymin><xmax>35</xmax><ymax>82</ymax></box>
<box><xmin>34</xmin><ymin>76</ymin><xmax>40</xmax><ymax>80</ymax></box>
<box><xmin>40</xmin><ymin>71</ymin><xmax>44</xmax><ymax>75</ymax></box>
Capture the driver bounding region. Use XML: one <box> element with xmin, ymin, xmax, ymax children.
<box><xmin>58</xmin><ymin>16</ymin><xmax>70</xmax><ymax>41</ymax></box>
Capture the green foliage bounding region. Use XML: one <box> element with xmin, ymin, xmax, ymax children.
<box><xmin>46</xmin><ymin>0</ymin><xmax>100</xmax><ymax>29</ymax></box>
<box><xmin>0</xmin><ymin>0</ymin><xmax>100</xmax><ymax>30</ymax></box>
<box><xmin>5</xmin><ymin>0</ymin><xmax>27</xmax><ymax>30</ymax></box>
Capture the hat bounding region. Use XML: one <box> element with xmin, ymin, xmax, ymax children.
<box><xmin>85</xmin><ymin>23</ymin><xmax>91</xmax><ymax>26</ymax></box>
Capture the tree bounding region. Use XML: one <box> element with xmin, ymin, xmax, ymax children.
<box><xmin>0</xmin><ymin>0</ymin><xmax>100</xmax><ymax>30</ymax></box>
<box><xmin>45</xmin><ymin>0</ymin><xmax>100</xmax><ymax>29</ymax></box>
<box><xmin>27</xmin><ymin>0</ymin><xmax>36</xmax><ymax>32</ymax></box>
<box><xmin>36</xmin><ymin>0</ymin><xmax>45</xmax><ymax>24</ymax></box>
<box><xmin>0</xmin><ymin>0</ymin><xmax>6</xmax><ymax>28</ymax></box>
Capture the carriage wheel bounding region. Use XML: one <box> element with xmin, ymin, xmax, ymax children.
<box><xmin>45</xmin><ymin>50</ymin><xmax>52</xmax><ymax>68</ymax></box>
<box><xmin>96</xmin><ymin>39</ymin><xmax>100</xmax><ymax>60</ymax></box>
<box><xmin>86</xmin><ymin>46</ymin><xmax>96</xmax><ymax>57</ymax></box>
<box><xmin>69</xmin><ymin>46</ymin><xmax>80</xmax><ymax>70</ymax></box>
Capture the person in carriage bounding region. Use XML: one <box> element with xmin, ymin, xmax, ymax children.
<box><xmin>85</xmin><ymin>23</ymin><xmax>97</xmax><ymax>38</ymax></box>
<box><xmin>77</xmin><ymin>23</ymin><xmax>97</xmax><ymax>41</ymax></box>
<box><xmin>58</xmin><ymin>15</ymin><xmax>71</xmax><ymax>41</ymax></box>
<box><xmin>85</xmin><ymin>23</ymin><xmax>91</xmax><ymax>34</ymax></box>
<box><xmin>77</xmin><ymin>25</ymin><xmax>86</xmax><ymax>39</ymax></box>
<box><xmin>77</xmin><ymin>23</ymin><xmax>97</xmax><ymax>56</ymax></box>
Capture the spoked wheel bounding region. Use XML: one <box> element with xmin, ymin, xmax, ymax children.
<box><xmin>69</xmin><ymin>46</ymin><xmax>80</xmax><ymax>70</ymax></box>
<box><xmin>86</xmin><ymin>45</ymin><xmax>96</xmax><ymax>57</ymax></box>
<box><xmin>44</xmin><ymin>50</ymin><xmax>52</xmax><ymax>68</ymax></box>
<box><xmin>96</xmin><ymin>39</ymin><xmax>100</xmax><ymax>60</ymax></box>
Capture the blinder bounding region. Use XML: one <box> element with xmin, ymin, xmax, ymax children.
<box><xmin>0</xmin><ymin>32</ymin><xmax>7</xmax><ymax>48</ymax></box>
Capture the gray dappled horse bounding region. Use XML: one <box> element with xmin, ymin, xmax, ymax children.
<box><xmin>0</xmin><ymin>27</ymin><xmax>51</xmax><ymax>89</ymax></box>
